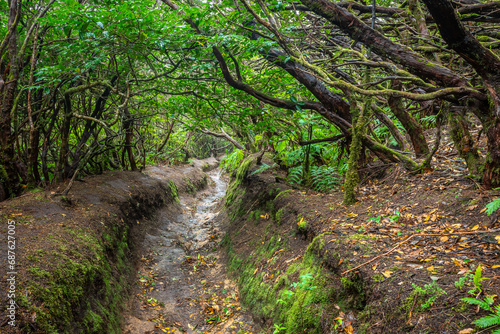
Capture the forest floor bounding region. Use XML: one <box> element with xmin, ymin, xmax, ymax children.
<box><xmin>269</xmin><ymin>162</ymin><xmax>500</xmax><ymax>333</ymax></box>
<box><xmin>221</xmin><ymin>131</ymin><xmax>500</xmax><ymax>333</ymax></box>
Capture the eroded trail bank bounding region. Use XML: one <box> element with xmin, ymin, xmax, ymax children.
<box><xmin>124</xmin><ymin>168</ymin><xmax>256</xmax><ymax>333</ymax></box>
<box><xmin>0</xmin><ymin>158</ymin><xmax>255</xmax><ymax>333</ymax></box>
<box><xmin>220</xmin><ymin>154</ymin><xmax>500</xmax><ymax>334</ymax></box>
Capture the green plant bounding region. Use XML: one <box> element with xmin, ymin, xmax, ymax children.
<box><xmin>251</xmin><ymin>162</ymin><xmax>277</xmax><ymax>175</ymax></box>
<box><xmin>485</xmin><ymin>198</ymin><xmax>500</xmax><ymax>216</ymax></box>
<box><xmin>220</xmin><ymin>149</ymin><xmax>245</xmax><ymax>172</ymax></box>
<box><xmin>410</xmin><ymin>281</ymin><xmax>447</xmax><ymax>311</ymax></box>
<box><xmin>464</xmin><ymin>264</ymin><xmax>488</xmax><ymax>295</ymax></box>
<box><xmin>462</xmin><ymin>295</ymin><xmax>500</xmax><ymax>333</ymax></box>
<box><xmin>297</xmin><ymin>217</ymin><xmax>308</xmax><ymax>231</ymax></box>
<box><xmin>309</xmin><ymin>165</ymin><xmax>340</xmax><ymax>192</ymax></box>
<box><xmin>455</xmin><ymin>272</ymin><xmax>473</xmax><ymax>290</ymax></box>
<box><xmin>287</xmin><ymin>165</ymin><xmax>304</xmax><ymax>185</ymax></box>
<box><xmin>272</xmin><ymin>323</ymin><xmax>286</xmax><ymax>333</ymax></box>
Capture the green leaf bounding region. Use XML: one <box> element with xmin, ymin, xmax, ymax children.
<box><xmin>485</xmin><ymin>198</ymin><xmax>500</xmax><ymax>216</ymax></box>
<box><xmin>475</xmin><ymin>314</ymin><xmax>500</xmax><ymax>328</ymax></box>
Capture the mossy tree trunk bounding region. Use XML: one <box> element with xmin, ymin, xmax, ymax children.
<box><xmin>343</xmin><ymin>99</ymin><xmax>368</xmax><ymax>206</ymax></box>
<box><xmin>388</xmin><ymin>80</ymin><xmax>429</xmax><ymax>157</ymax></box>
<box><xmin>448</xmin><ymin>107</ymin><xmax>483</xmax><ymax>177</ymax></box>
<box><xmin>422</xmin><ymin>0</ymin><xmax>500</xmax><ymax>188</ymax></box>
<box><xmin>0</xmin><ymin>0</ymin><xmax>22</xmax><ymax>200</ymax></box>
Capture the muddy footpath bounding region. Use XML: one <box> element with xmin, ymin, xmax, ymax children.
<box><xmin>0</xmin><ymin>158</ymin><xmax>257</xmax><ymax>334</ymax></box>
<box><xmin>124</xmin><ymin>165</ymin><xmax>257</xmax><ymax>333</ymax></box>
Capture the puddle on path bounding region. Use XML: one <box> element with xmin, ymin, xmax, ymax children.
<box><xmin>123</xmin><ymin>170</ymin><xmax>258</xmax><ymax>334</ymax></box>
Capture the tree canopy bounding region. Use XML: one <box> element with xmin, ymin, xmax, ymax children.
<box><xmin>2</xmin><ymin>0</ymin><xmax>500</xmax><ymax>203</ymax></box>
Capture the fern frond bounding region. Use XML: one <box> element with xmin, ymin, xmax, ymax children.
<box><xmin>461</xmin><ymin>297</ymin><xmax>492</xmax><ymax>312</ymax></box>
<box><xmin>485</xmin><ymin>198</ymin><xmax>500</xmax><ymax>216</ymax></box>
<box><xmin>474</xmin><ymin>314</ymin><xmax>500</xmax><ymax>328</ymax></box>
<box><xmin>288</xmin><ymin>166</ymin><xmax>304</xmax><ymax>185</ymax></box>
<box><xmin>251</xmin><ymin>163</ymin><xmax>277</xmax><ymax>175</ymax></box>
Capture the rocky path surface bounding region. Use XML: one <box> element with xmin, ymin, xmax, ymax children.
<box><xmin>123</xmin><ymin>170</ymin><xmax>258</xmax><ymax>334</ymax></box>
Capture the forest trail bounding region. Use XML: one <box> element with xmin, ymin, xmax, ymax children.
<box><xmin>123</xmin><ymin>169</ymin><xmax>257</xmax><ymax>334</ymax></box>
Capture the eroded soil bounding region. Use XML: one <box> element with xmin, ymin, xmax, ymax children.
<box><xmin>123</xmin><ymin>169</ymin><xmax>257</xmax><ymax>334</ymax></box>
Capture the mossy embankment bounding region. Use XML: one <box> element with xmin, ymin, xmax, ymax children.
<box><xmin>221</xmin><ymin>156</ymin><xmax>498</xmax><ymax>333</ymax></box>
<box><xmin>222</xmin><ymin>155</ymin><xmax>345</xmax><ymax>333</ymax></box>
<box><xmin>0</xmin><ymin>162</ymin><xmax>212</xmax><ymax>334</ymax></box>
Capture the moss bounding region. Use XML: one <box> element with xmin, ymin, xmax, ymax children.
<box><xmin>223</xmin><ymin>228</ymin><xmax>334</xmax><ymax>334</ymax></box>
<box><xmin>348</xmin><ymin>234</ymin><xmax>379</xmax><ymax>240</ymax></box>
<box><xmin>297</xmin><ymin>217</ymin><xmax>308</xmax><ymax>232</ymax></box>
<box><xmin>275</xmin><ymin>189</ymin><xmax>292</xmax><ymax>200</ymax></box>
<box><xmin>17</xmin><ymin>225</ymin><xmax>129</xmax><ymax>333</ymax></box>
<box><xmin>275</xmin><ymin>208</ymin><xmax>284</xmax><ymax>225</ymax></box>
<box><xmin>0</xmin><ymin>164</ymin><xmax>8</xmax><ymax>183</ymax></box>
<box><xmin>167</xmin><ymin>180</ymin><xmax>179</xmax><ymax>203</ymax></box>
<box><xmin>183</xmin><ymin>177</ymin><xmax>196</xmax><ymax>194</ymax></box>
<box><xmin>225</xmin><ymin>157</ymin><xmax>253</xmax><ymax>208</ymax></box>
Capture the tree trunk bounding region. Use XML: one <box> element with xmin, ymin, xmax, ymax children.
<box><xmin>447</xmin><ymin>107</ymin><xmax>482</xmax><ymax>176</ymax></box>
<box><xmin>371</xmin><ymin>104</ymin><xmax>406</xmax><ymax>150</ymax></box>
<box><xmin>57</xmin><ymin>94</ymin><xmax>73</xmax><ymax>181</ymax></box>
<box><xmin>388</xmin><ymin>81</ymin><xmax>429</xmax><ymax>157</ymax></box>
<box><xmin>422</xmin><ymin>0</ymin><xmax>500</xmax><ymax>187</ymax></box>
<box><xmin>0</xmin><ymin>0</ymin><xmax>21</xmax><ymax>200</ymax></box>
<box><xmin>123</xmin><ymin>106</ymin><xmax>138</xmax><ymax>171</ymax></box>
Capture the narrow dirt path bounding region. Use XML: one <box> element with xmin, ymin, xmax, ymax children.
<box><xmin>123</xmin><ymin>170</ymin><xmax>258</xmax><ymax>334</ymax></box>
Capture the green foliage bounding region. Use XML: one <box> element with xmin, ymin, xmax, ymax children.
<box><xmin>485</xmin><ymin>198</ymin><xmax>500</xmax><ymax>216</ymax></box>
<box><xmin>220</xmin><ymin>149</ymin><xmax>245</xmax><ymax>172</ymax></box>
<box><xmin>455</xmin><ymin>272</ymin><xmax>473</xmax><ymax>290</ymax></box>
<box><xmin>409</xmin><ymin>282</ymin><xmax>447</xmax><ymax>311</ymax></box>
<box><xmin>288</xmin><ymin>165</ymin><xmax>340</xmax><ymax>193</ymax></box>
<box><xmin>309</xmin><ymin>165</ymin><xmax>340</xmax><ymax>192</ymax></box>
<box><xmin>462</xmin><ymin>296</ymin><xmax>500</xmax><ymax>333</ymax></box>
<box><xmin>251</xmin><ymin>162</ymin><xmax>277</xmax><ymax>175</ymax></box>
<box><xmin>456</xmin><ymin>265</ymin><xmax>489</xmax><ymax>295</ymax></box>
<box><xmin>273</xmin><ymin>323</ymin><xmax>286</xmax><ymax>333</ymax></box>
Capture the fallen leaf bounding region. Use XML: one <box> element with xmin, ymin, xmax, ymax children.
<box><xmin>440</xmin><ymin>236</ymin><xmax>449</xmax><ymax>242</ymax></box>
<box><xmin>427</xmin><ymin>266</ymin><xmax>435</xmax><ymax>272</ymax></box>
<box><xmin>458</xmin><ymin>329</ymin><xmax>474</xmax><ymax>334</ymax></box>
<box><xmin>382</xmin><ymin>270</ymin><xmax>392</xmax><ymax>278</ymax></box>
<box><xmin>471</xmin><ymin>224</ymin><xmax>479</xmax><ymax>231</ymax></box>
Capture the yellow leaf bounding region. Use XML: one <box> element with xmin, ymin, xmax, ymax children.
<box><xmin>372</xmin><ymin>265</ymin><xmax>377</xmax><ymax>271</ymax></box>
<box><xmin>495</xmin><ymin>236</ymin><xmax>500</xmax><ymax>243</ymax></box>
<box><xmin>480</xmin><ymin>207</ymin><xmax>487</xmax><ymax>213</ymax></box>
<box><xmin>471</xmin><ymin>224</ymin><xmax>479</xmax><ymax>231</ymax></box>
<box><xmin>492</xmin><ymin>265</ymin><xmax>500</xmax><ymax>269</ymax></box>
<box><xmin>382</xmin><ymin>270</ymin><xmax>392</xmax><ymax>278</ymax></box>
<box><xmin>440</xmin><ymin>236</ymin><xmax>449</xmax><ymax>242</ymax></box>
<box><xmin>427</xmin><ymin>266</ymin><xmax>435</xmax><ymax>272</ymax></box>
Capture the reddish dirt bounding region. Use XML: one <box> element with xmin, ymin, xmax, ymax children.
<box><xmin>224</xmin><ymin>146</ymin><xmax>500</xmax><ymax>333</ymax></box>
